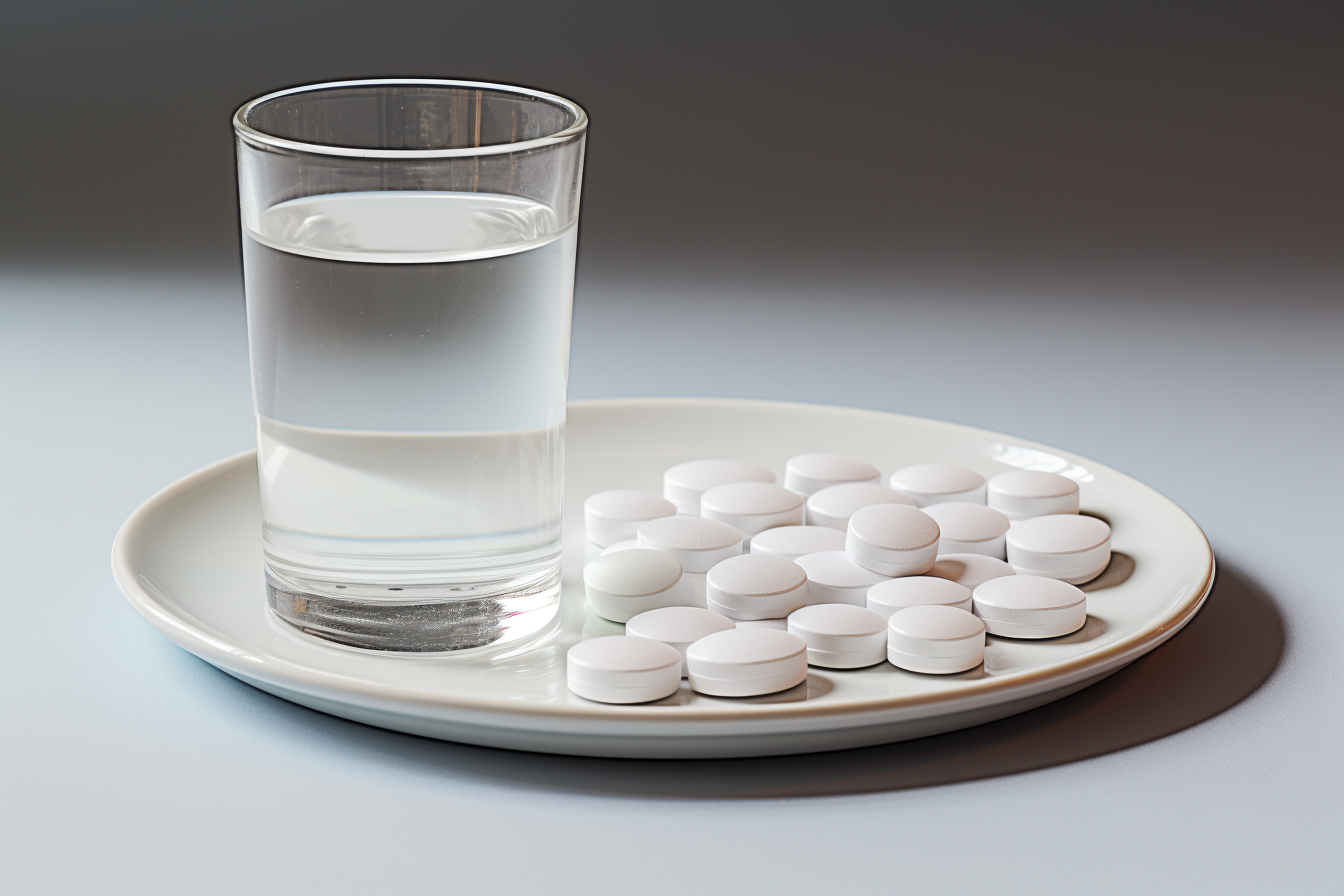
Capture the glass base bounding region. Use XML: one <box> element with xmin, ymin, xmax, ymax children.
<box><xmin>266</xmin><ymin>563</ymin><xmax>562</xmax><ymax>653</ymax></box>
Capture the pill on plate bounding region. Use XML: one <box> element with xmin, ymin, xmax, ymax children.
<box><xmin>928</xmin><ymin>553</ymin><xmax>1017</xmax><ymax>590</ymax></box>
<box><xmin>566</xmin><ymin>636</ymin><xmax>683</xmax><ymax>704</ymax></box>
<box><xmin>700</xmin><ymin>482</ymin><xmax>806</xmax><ymax>547</ymax></box>
<box><xmin>922</xmin><ymin>502</ymin><xmax>1011</xmax><ymax>559</ymax></box>
<box><xmin>805</xmin><ymin>482</ymin><xmax>914</xmax><ymax>531</ymax></box>
<box><xmin>584</xmin><ymin>489</ymin><xmax>678</xmax><ymax>547</ymax></box>
<box><xmin>887</xmin><ymin>605</ymin><xmax>986</xmax><ymax>674</ymax></box>
<box><xmin>794</xmin><ymin>550</ymin><xmax>891</xmax><ymax>606</ymax></box>
<box><xmin>705</xmin><ymin>553</ymin><xmax>810</xmax><ymax>621</ymax></box>
<box><xmin>663</xmin><ymin>459</ymin><xmax>776</xmax><ymax>516</ymax></box>
<box><xmin>583</xmin><ymin>549</ymin><xmax>686</xmax><ymax>623</ymax></box>
<box><xmin>972</xmin><ymin>575</ymin><xmax>1088</xmax><ymax>638</ymax></box>
<box><xmin>787</xmin><ymin>604</ymin><xmax>888</xmax><ymax>668</ymax></box>
<box><xmin>1006</xmin><ymin>514</ymin><xmax>1112</xmax><ymax>584</ymax></box>
<box><xmin>846</xmin><ymin>503</ymin><xmax>941</xmax><ymax>577</ymax></box>
<box><xmin>749</xmin><ymin>525</ymin><xmax>848</xmax><ymax>562</ymax></box>
<box><xmin>686</xmin><ymin>627</ymin><xmax>809</xmax><ymax>697</ymax></box>
<box><xmin>637</xmin><ymin>515</ymin><xmax>744</xmax><ymax>573</ymax></box>
<box><xmin>866</xmin><ymin>576</ymin><xmax>973</xmax><ymax>620</ymax></box>
<box><xmin>783</xmin><ymin>452</ymin><xmax>881</xmax><ymax>497</ymax></box>
<box><xmin>888</xmin><ymin>463</ymin><xmax>987</xmax><ymax>507</ymax></box>
<box><xmin>625</xmin><ymin>606</ymin><xmax>736</xmax><ymax>677</ymax></box>
<box><xmin>987</xmin><ymin>470</ymin><xmax>1080</xmax><ymax>522</ymax></box>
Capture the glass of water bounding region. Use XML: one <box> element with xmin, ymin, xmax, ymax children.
<box><xmin>234</xmin><ymin>80</ymin><xmax>586</xmax><ymax>652</ymax></box>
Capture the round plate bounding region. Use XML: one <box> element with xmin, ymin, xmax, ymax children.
<box><xmin>112</xmin><ymin>398</ymin><xmax>1213</xmax><ymax>758</ymax></box>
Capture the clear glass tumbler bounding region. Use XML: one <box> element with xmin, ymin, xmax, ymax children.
<box><xmin>234</xmin><ymin>80</ymin><xmax>586</xmax><ymax>652</ymax></box>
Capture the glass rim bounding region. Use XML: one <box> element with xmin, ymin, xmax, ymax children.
<box><xmin>233</xmin><ymin>78</ymin><xmax>588</xmax><ymax>159</ymax></box>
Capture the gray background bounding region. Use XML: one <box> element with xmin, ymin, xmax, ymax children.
<box><xmin>1</xmin><ymin>2</ymin><xmax>1340</xmax><ymax>893</ymax></box>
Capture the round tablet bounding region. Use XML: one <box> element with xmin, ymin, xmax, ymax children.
<box><xmin>704</xmin><ymin>553</ymin><xmax>810</xmax><ymax>621</ymax></box>
<box><xmin>845</xmin><ymin>503</ymin><xmax>941</xmax><ymax>577</ymax></box>
<box><xmin>805</xmin><ymin>482</ymin><xmax>914</xmax><ymax>531</ymax></box>
<box><xmin>749</xmin><ymin>525</ymin><xmax>847</xmax><ymax>562</ymax></box>
<box><xmin>582</xmin><ymin>549</ymin><xmax>686</xmax><ymax>623</ymax></box>
<box><xmin>1006</xmin><ymin>514</ymin><xmax>1112</xmax><ymax>584</ymax></box>
<box><xmin>972</xmin><ymin>575</ymin><xmax>1087</xmax><ymax>638</ymax></box>
<box><xmin>700</xmin><ymin>481</ymin><xmax>805</xmax><ymax>546</ymax></box>
<box><xmin>787</xmin><ymin>604</ymin><xmax>888</xmax><ymax>668</ymax></box>
<box><xmin>566</xmin><ymin>636</ymin><xmax>683</xmax><ymax>704</ymax></box>
<box><xmin>794</xmin><ymin>550</ymin><xmax>891</xmax><ymax>606</ymax></box>
<box><xmin>583</xmin><ymin>489</ymin><xmax>678</xmax><ymax>547</ymax></box>
<box><xmin>887</xmin><ymin>605</ymin><xmax>986</xmax><ymax>674</ymax></box>
<box><xmin>686</xmin><ymin>627</ymin><xmax>809</xmax><ymax>697</ymax></box>
<box><xmin>866</xmin><ymin>576</ymin><xmax>973</xmax><ymax>620</ymax></box>
<box><xmin>783</xmin><ymin>452</ymin><xmax>881</xmax><ymax>497</ymax></box>
<box><xmin>625</xmin><ymin>606</ymin><xmax>736</xmax><ymax>677</ymax></box>
<box><xmin>987</xmin><ymin>470</ymin><xmax>1080</xmax><ymax>522</ymax></box>
<box><xmin>663</xmin><ymin>459</ymin><xmax>776</xmax><ymax>516</ymax></box>
<box><xmin>888</xmin><ymin>463</ymin><xmax>987</xmax><ymax>507</ymax></box>
<box><xmin>636</xmin><ymin>515</ymin><xmax>744</xmax><ymax>574</ymax></box>
<box><xmin>922</xmin><ymin>502</ymin><xmax>1011</xmax><ymax>559</ymax></box>
<box><xmin>928</xmin><ymin>553</ymin><xmax>1017</xmax><ymax>590</ymax></box>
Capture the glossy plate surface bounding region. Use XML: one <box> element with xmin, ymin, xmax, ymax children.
<box><xmin>112</xmin><ymin>398</ymin><xmax>1214</xmax><ymax>758</ymax></box>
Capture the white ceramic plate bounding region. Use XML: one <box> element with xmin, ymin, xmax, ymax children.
<box><xmin>112</xmin><ymin>398</ymin><xmax>1213</xmax><ymax>758</ymax></box>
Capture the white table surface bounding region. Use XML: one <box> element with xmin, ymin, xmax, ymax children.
<box><xmin>2</xmin><ymin>270</ymin><xmax>1339</xmax><ymax>893</ymax></box>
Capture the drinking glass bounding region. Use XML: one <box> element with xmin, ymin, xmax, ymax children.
<box><xmin>233</xmin><ymin>80</ymin><xmax>586</xmax><ymax>652</ymax></box>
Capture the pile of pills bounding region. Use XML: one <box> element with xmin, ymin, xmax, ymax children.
<box><xmin>570</xmin><ymin>455</ymin><xmax>1106</xmax><ymax>703</ymax></box>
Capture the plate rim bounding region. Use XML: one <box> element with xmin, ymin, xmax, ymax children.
<box><xmin>112</xmin><ymin>397</ymin><xmax>1215</xmax><ymax>728</ymax></box>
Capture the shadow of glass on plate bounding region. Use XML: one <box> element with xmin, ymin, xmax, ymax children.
<box><xmin>203</xmin><ymin>563</ymin><xmax>1280</xmax><ymax>800</ymax></box>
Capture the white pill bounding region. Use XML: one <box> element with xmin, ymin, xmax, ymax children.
<box><xmin>794</xmin><ymin>550</ymin><xmax>891</xmax><ymax>606</ymax></box>
<box><xmin>888</xmin><ymin>463</ymin><xmax>987</xmax><ymax>507</ymax></box>
<box><xmin>888</xmin><ymin>605</ymin><xmax>986</xmax><ymax>674</ymax></box>
<box><xmin>700</xmin><ymin>481</ymin><xmax>806</xmax><ymax>547</ymax></box>
<box><xmin>805</xmin><ymin>482</ymin><xmax>914</xmax><ymax>531</ymax></box>
<box><xmin>600</xmin><ymin>539</ymin><xmax>642</xmax><ymax>556</ymax></box>
<box><xmin>566</xmin><ymin>636</ymin><xmax>683</xmax><ymax>704</ymax></box>
<box><xmin>866</xmin><ymin>576</ymin><xmax>973</xmax><ymax>620</ymax></box>
<box><xmin>686</xmin><ymin>627</ymin><xmax>809</xmax><ymax>697</ymax></box>
<box><xmin>922</xmin><ymin>502</ymin><xmax>1011</xmax><ymax>559</ymax></box>
<box><xmin>749</xmin><ymin>525</ymin><xmax>848</xmax><ymax>562</ymax></box>
<box><xmin>636</xmin><ymin>515</ymin><xmax>744</xmax><ymax>574</ymax></box>
<box><xmin>846</xmin><ymin>503</ymin><xmax>941</xmax><ymax>577</ymax></box>
<box><xmin>583</xmin><ymin>549</ymin><xmax>686</xmax><ymax>623</ymax></box>
<box><xmin>928</xmin><ymin>553</ymin><xmax>1017</xmax><ymax>590</ymax></box>
<box><xmin>783</xmin><ymin>452</ymin><xmax>881</xmax><ymax>497</ymax></box>
<box><xmin>1006</xmin><ymin>514</ymin><xmax>1112</xmax><ymax>584</ymax></box>
<box><xmin>732</xmin><ymin>618</ymin><xmax>788</xmax><ymax>631</ymax></box>
<box><xmin>625</xmin><ymin>606</ymin><xmax>736</xmax><ymax>677</ymax></box>
<box><xmin>987</xmin><ymin>470</ymin><xmax>1080</xmax><ymax>522</ymax></box>
<box><xmin>583</xmin><ymin>489</ymin><xmax>678</xmax><ymax>547</ymax></box>
<box><xmin>787</xmin><ymin>604</ymin><xmax>888</xmax><ymax>668</ymax></box>
<box><xmin>972</xmin><ymin>575</ymin><xmax>1088</xmax><ymax>638</ymax></box>
<box><xmin>663</xmin><ymin>458</ymin><xmax>776</xmax><ymax>516</ymax></box>
<box><xmin>705</xmin><ymin>553</ymin><xmax>810</xmax><ymax>621</ymax></box>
